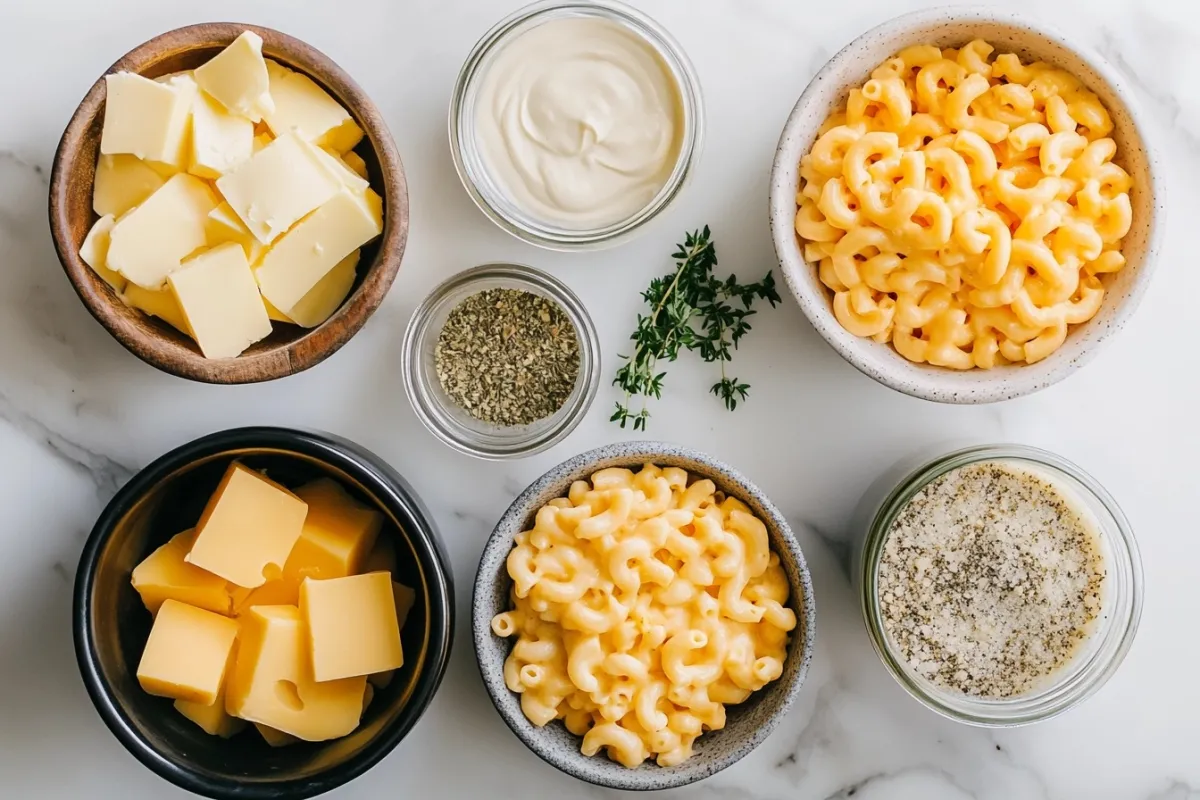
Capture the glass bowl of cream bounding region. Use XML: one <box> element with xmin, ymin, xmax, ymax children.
<box><xmin>450</xmin><ymin>0</ymin><xmax>704</xmax><ymax>250</ymax></box>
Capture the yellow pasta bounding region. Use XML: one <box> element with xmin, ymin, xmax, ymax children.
<box><xmin>492</xmin><ymin>465</ymin><xmax>797</xmax><ymax>768</ymax></box>
<box><xmin>795</xmin><ymin>40</ymin><xmax>1133</xmax><ymax>368</ymax></box>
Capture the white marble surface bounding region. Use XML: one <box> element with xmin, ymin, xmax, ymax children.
<box><xmin>0</xmin><ymin>0</ymin><xmax>1196</xmax><ymax>797</ymax></box>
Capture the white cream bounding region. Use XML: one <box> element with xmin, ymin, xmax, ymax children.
<box><xmin>474</xmin><ymin>16</ymin><xmax>683</xmax><ymax>230</ymax></box>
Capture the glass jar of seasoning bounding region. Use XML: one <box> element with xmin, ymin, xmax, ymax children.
<box><xmin>449</xmin><ymin>0</ymin><xmax>704</xmax><ymax>250</ymax></box>
<box><xmin>857</xmin><ymin>444</ymin><xmax>1143</xmax><ymax>726</ymax></box>
<box><xmin>402</xmin><ymin>263</ymin><xmax>600</xmax><ymax>459</ymax></box>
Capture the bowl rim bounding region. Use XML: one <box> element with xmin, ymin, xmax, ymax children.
<box><xmin>471</xmin><ymin>440</ymin><xmax>816</xmax><ymax>790</ymax></box>
<box><xmin>72</xmin><ymin>426</ymin><xmax>454</xmax><ymax>800</ymax></box>
<box><xmin>768</xmin><ymin>5</ymin><xmax>1165</xmax><ymax>404</ymax></box>
<box><xmin>48</xmin><ymin>22</ymin><xmax>410</xmax><ymax>385</ymax></box>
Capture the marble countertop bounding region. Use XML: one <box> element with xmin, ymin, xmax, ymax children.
<box><xmin>1</xmin><ymin>0</ymin><xmax>1196</xmax><ymax>797</ymax></box>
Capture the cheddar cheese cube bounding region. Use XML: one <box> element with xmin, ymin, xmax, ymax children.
<box><xmin>101</xmin><ymin>72</ymin><xmax>196</xmax><ymax>168</ymax></box>
<box><xmin>193</xmin><ymin>31</ymin><xmax>274</xmax><ymax>123</ymax></box>
<box><xmin>80</xmin><ymin>214</ymin><xmax>126</xmax><ymax>292</ymax></box>
<box><xmin>185</xmin><ymin>461</ymin><xmax>308</xmax><ymax>588</ymax></box>
<box><xmin>168</xmin><ymin>243</ymin><xmax>273</xmax><ymax>359</ymax></box>
<box><xmin>107</xmin><ymin>172</ymin><xmax>219</xmax><ymax>290</ymax></box>
<box><xmin>255</xmin><ymin>187</ymin><xmax>382</xmax><ymax>313</ymax></box>
<box><xmin>131</xmin><ymin>529</ymin><xmax>234</xmax><ymax>615</ymax></box>
<box><xmin>263</xmin><ymin>61</ymin><xmax>362</xmax><ymax>152</ymax></box>
<box><xmin>300</xmin><ymin>572</ymin><xmax>403</xmax><ymax>682</ymax></box>
<box><xmin>136</xmin><ymin>599</ymin><xmax>238</xmax><ymax>705</ymax></box>
<box><xmin>93</xmin><ymin>154</ymin><xmax>165</xmax><ymax>217</ymax></box>
<box><xmin>174</xmin><ymin>646</ymin><xmax>246</xmax><ymax>738</ymax></box>
<box><xmin>226</xmin><ymin>605</ymin><xmax>366</xmax><ymax>741</ymax></box>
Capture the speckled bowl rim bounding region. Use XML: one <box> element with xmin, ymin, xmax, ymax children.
<box><xmin>768</xmin><ymin>5</ymin><xmax>1165</xmax><ymax>404</ymax></box>
<box><xmin>472</xmin><ymin>441</ymin><xmax>816</xmax><ymax>791</ymax></box>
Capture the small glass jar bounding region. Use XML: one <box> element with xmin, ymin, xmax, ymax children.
<box><xmin>402</xmin><ymin>263</ymin><xmax>600</xmax><ymax>460</ymax></box>
<box><xmin>857</xmin><ymin>444</ymin><xmax>1143</xmax><ymax>726</ymax></box>
<box><xmin>449</xmin><ymin>0</ymin><xmax>704</xmax><ymax>250</ymax></box>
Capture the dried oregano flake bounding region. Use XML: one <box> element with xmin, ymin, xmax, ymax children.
<box><xmin>434</xmin><ymin>288</ymin><xmax>580</xmax><ymax>427</ymax></box>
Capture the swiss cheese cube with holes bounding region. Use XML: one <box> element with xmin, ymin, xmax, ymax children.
<box><xmin>300</xmin><ymin>572</ymin><xmax>403</xmax><ymax>682</ymax></box>
<box><xmin>174</xmin><ymin>645</ymin><xmax>247</xmax><ymax>738</ymax></box>
<box><xmin>225</xmin><ymin>605</ymin><xmax>366</xmax><ymax>741</ymax></box>
<box><xmin>185</xmin><ymin>462</ymin><xmax>308</xmax><ymax>589</ymax></box>
<box><xmin>136</xmin><ymin>599</ymin><xmax>238</xmax><ymax>705</ymax></box>
<box><xmin>232</xmin><ymin>477</ymin><xmax>383</xmax><ymax>614</ymax></box>
<box><xmin>131</xmin><ymin>529</ymin><xmax>239</xmax><ymax>616</ymax></box>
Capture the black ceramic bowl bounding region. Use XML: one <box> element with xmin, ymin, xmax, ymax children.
<box><xmin>73</xmin><ymin>427</ymin><xmax>454</xmax><ymax>799</ymax></box>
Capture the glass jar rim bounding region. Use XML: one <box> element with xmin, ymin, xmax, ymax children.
<box><xmin>448</xmin><ymin>0</ymin><xmax>705</xmax><ymax>251</ymax></box>
<box><xmin>859</xmin><ymin>444</ymin><xmax>1144</xmax><ymax>726</ymax></box>
<box><xmin>401</xmin><ymin>263</ymin><xmax>601</xmax><ymax>460</ymax></box>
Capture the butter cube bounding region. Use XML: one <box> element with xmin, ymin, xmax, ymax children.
<box><xmin>101</xmin><ymin>72</ymin><xmax>196</xmax><ymax>167</ymax></box>
<box><xmin>205</xmin><ymin>201</ymin><xmax>265</xmax><ymax>264</ymax></box>
<box><xmin>254</xmin><ymin>722</ymin><xmax>298</xmax><ymax>748</ymax></box>
<box><xmin>287</xmin><ymin>250</ymin><xmax>359</xmax><ymax>328</ymax></box>
<box><xmin>338</xmin><ymin>150</ymin><xmax>369</xmax><ymax>180</ymax></box>
<box><xmin>131</xmin><ymin>529</ymin><xmax>233</xmax><ymax>615</ymax></box>
<box><xmin>362</xmin><ymin>535</ymin><xmax>396</xmax><ymax>575</ymax></box>
<box><xmin>168</xmin><ymin>243</ymin><xmax>272</xmax><ymax>359</ymax></box>
<box><xmin>136</xmin><ymin>599</ymin><xmax>238</xmax><ymax>705</ymax></box>
<box><xmin>253</xmin><ymin>132</ymin><xmax>273</xmax><ymax>153</ymax></box>
<box><xmin>369</xmin><ymin>581</ymin><xmax>416</xmax><ymax>690</ymax></box>
<box><xmin>256</xmin><ymin>188</ymin><xmax>383</xmax><ymax>313</ymax></box>
<box><xmin>185</xmin><ymin>461</ymin><xmax>309</xmax><ymax>588</ymax></box>
<box><xmin>80</xmin><ymin>214</ymin><xmax>126</xmax><ymax>292</ymax></box>
<box><xmin>107</xmin><ymin>173</ymin><xmax>218</xmax><ymax>289</ymax></box>
<box><xmin>300</xmin><ymin>572</ymin><xmax>403</xmax><ymax>682</ymax></box>
<box><xmin>262</xmin><ymin>298</ymin><xmax>295</xmax><ymax>325</ymax></box>
<box><xmin>216</xmin><ymin>132</ymin><xmax>343</xmax><ymax>245</ymax></box>
<box><xmin>122</xmin><ymin>284</ymin><xmax>191</xmax><ymax>336</ymax></box>
<box><xmin>263</xmin><ymin>61</ymin><xmax>362</xmax><ymax>152</ymax></box>
<box><xmin>193</xmin><ymin>31</ymin><xmax>274</xmax><ymax>122</ymax></box>
<box><xmin>311</xmin><ymin>145</ymin><xmax>368</xmax><ymax>193</ymax></box>
<box><xmin>174</xmin><ymin>646</ymin><xmax>246</xmax><ymax>738</ymax></box>
<box><xmin>226</xmin><ymin>605</ymin><xmax>366</xmax><ymax>741</ymax></box>
<box><xmin>93</xmin><ymin>154</ymin><xmax>165</xmax><ymax>217</ymax></box>
<box><xmin>190</xmin><ymin>90</ymin><xmax>254</xmax><ymax>179</ymax></box>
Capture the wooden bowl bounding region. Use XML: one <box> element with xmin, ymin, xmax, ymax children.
<box><xmin>49</xmin><ymin>23</ymin><xmax>409</xmax><ymax>384</ymax></box>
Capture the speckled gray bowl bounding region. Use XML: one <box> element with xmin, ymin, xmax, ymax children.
<box><xmin>769</xmin><ymin>6</ymin><xmax>1164</xmax><ymax>403</ymax></box>
<box><xmin>472</xmin><ymin>442</ymin><xmax>815</xmax><ymax>790</ymax></box>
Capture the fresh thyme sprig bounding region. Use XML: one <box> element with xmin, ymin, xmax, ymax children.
<box><xmin>611</xmin><ymin>226</ymin><xmax>781</xmax><ymax>430</ymax></box>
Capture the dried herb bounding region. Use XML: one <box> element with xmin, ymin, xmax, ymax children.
<box><xmin>435</xmin><ymin>288</ymin><xmax>580</xmax><ymax>427</ymax></box>
<box><xmin>612</xmin><ymin>226</ymin><xmax>781</xmax><ymax>430</ymax></box>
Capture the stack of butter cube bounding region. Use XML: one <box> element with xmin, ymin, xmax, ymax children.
<box><xmin>132</xmin><ymin>462</ymin><xmax>414</xmax><ymax>744</ymax></box>
<box><xmin>81</xmin><ymin>31</ymin><xmax>383</xmax><ymax>359</ymax></box>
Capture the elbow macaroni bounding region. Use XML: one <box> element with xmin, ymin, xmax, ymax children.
<box><xmin>795</xmin><ymin>40</ymin><xmax>1133</xmax><ymax>368</ymax></box>
<box><xmin>492</xmin><ymin>464</ymin><xmax>797</xmax><ymax>768</ymax></box>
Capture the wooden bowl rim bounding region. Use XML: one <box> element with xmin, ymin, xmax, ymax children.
<box><xmin>48</xmin><ymin>21</ymin><xmax>409</xmax><ymax>384</ymax></box>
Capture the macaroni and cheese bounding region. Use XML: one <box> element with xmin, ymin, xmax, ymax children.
<box><xmin>491</xmin><ymin>464</ymin><xmax>797</xmax><ymax>768</ymax></box>
<box><xmin>795</xmin><ymin>40</ymin><xmax>1133</xmax><ymax>369</ymax></box>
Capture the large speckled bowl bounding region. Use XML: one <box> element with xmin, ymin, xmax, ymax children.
<box><xmin>769</xmin><ymin>7</ymin><xmax>1163</xmax><ymax>403</ymax></box>
<box><xmin>472</xmin><ymin>442</ymin><xmax>815</xmax><ymax>790</ymax></box>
